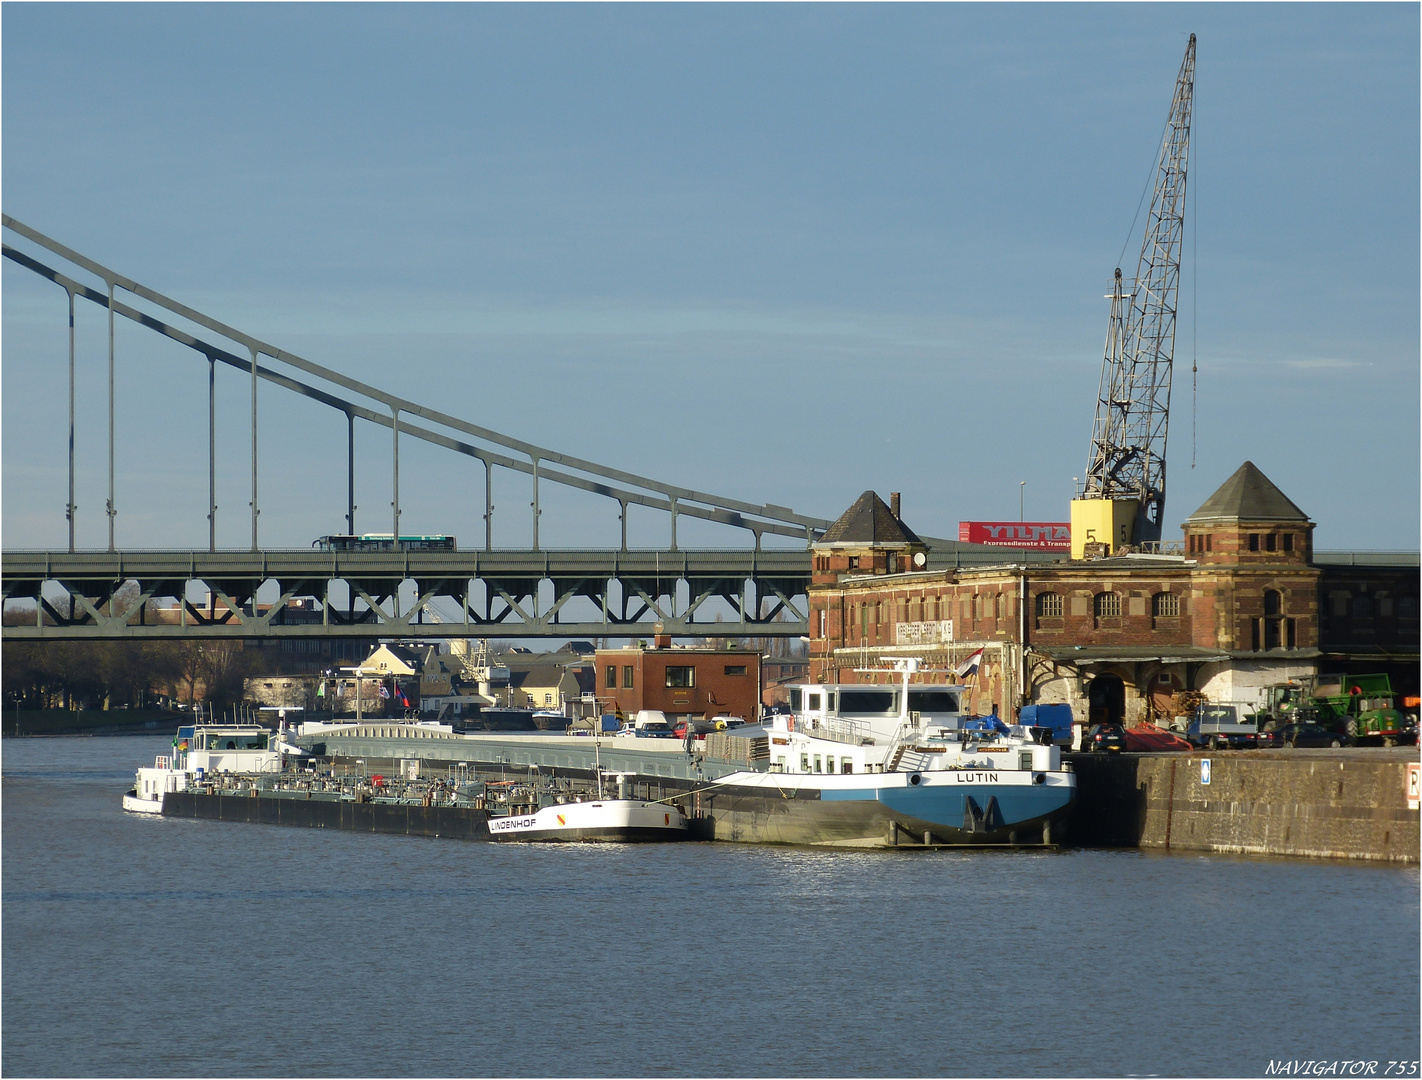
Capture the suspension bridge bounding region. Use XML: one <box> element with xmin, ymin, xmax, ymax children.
<box><xmin>1</xmin><ymin>217</ymin><xmax>1044</xmax><ymax>642</ymax></box>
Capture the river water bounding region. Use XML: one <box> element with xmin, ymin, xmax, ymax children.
<box><xmin>3</xmin><ymin>736</ymin><xmax>1417</xmax><ymax>1078</ymax></box>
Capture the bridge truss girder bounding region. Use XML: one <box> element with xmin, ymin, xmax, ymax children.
<box><xmin>1</xmin><ymin>549</ymin><xmax>810</xmax><ymax>641</ymax></box>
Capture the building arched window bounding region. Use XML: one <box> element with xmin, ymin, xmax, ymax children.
<box><xmin>1036</xmin><ymin>592</ymin><xmax>1063</xmax><ymax>617</ymax></box>
<box><xmin>1264</xmin><ymin>590</ymin><xmax>1282</xmax><ymax>616</ymax></box>
<box><xmin>1152</xmin><ymin>592</ymin><xmax>1180</xmax><ymax>617</ymax></box>
<box><xmin>1094</xmin><ymin>592</ymin><xmax>1121</xmax><ymax>617</ymax></box>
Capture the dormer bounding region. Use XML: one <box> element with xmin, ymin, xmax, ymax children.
<box><xmin>811</xmin><ymin>490</ymin><xmax>929</xmax><ymax>583</ymax></box>
<box><xmin>1181</xmin><ymin>461</ymin><xmax>1314</xmax><ymax>566</ymax></box>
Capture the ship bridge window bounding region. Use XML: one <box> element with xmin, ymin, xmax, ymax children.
<box><xmin>908</xmin><ymin>690</ymin><xmax>959</xmax><ymax>714</ymax></box>
<box><xmin>807</xmin><ymin>693</ymin><xmax>821</xmax><ymax>710</ymax></box>
<box><xmin>838</xmin><ymin>690</ymin><xmax>896</xmax><ymax>714</ymax></box>
<box><xmin>789</xmin><ymin>689</ymin><xmax>802</xmax><ymax>711</ymax></box>
<box><xmin>201</xmin><ymin>733</ymin><xmax>267</xmax><ymax>751</ymax></box>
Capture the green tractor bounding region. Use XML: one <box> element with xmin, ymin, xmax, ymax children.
<box><xmin>1260</xmin><ymin>674</ymin><xmax>1412</xmax><ymax>747</ymax></box>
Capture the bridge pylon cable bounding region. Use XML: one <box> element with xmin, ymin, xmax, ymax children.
<box><xmin>2</xmin><ymin>214</ymin><xmax>831</xmax><ymax>548</ymax></box>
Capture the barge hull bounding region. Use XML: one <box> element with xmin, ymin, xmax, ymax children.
<box><xmin>697</xmin><ymin>781</ymin><xmax>1072</xmax><ymax>848</ymax></box>
<box><xmin>163</xmin><ymin>791</ymin><xmax>492</xmax><ymax>840</ymax></box>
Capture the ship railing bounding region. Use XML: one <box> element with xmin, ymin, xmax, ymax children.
<box><xmin>798</xmin><ymin>716</ymin><xmax>870</xmax><ymax>746</ymax></box>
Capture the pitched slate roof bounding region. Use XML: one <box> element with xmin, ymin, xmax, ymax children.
<box><xmin>820</xmin><ymin>491</ymin><xmax>923</xmax><ymax>546</ymax></box>
<box><xmin>1184</xmin><ymin>461</ymin><xmax>1310</xmax><ymax>524</ymax></box>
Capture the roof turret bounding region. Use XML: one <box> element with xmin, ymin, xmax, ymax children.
<box><xmin>1184</xmin><ymin>462</ymin><xmax>1310</xmax><ymax>525</ymax></box>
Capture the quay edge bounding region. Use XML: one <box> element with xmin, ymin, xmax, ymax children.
<box><xmin>295</xmin><ymin>731</ymin><xmax>1418</xmax><ymax>861</ymax></box>
<box><xmin>1064</xmin><ymin>749</ymin><xmax>1420</xmax><ymax>864</ymax></box>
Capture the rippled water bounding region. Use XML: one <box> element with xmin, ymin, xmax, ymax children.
<box><xmin>3</xmin><ymin>736</ymin><xmax>1417</xmax><ymax>1077</ymax></box>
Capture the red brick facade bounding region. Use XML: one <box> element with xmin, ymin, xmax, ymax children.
<box><xmin>594</xmin><ymin>641</ymin><xmax>761</xmax><ymax>723</ymax></box>
<box><xmin>807</xmin><ymin>465</ymin><xmax>1417</xmax><ymax>727</ymax></box>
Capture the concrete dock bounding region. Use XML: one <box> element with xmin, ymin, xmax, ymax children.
<box><xmin>1065</xmin><ymin>747</ymin><xmax>1420</xmax><ymax>864</ymax></box>
<box><xmin>299</xmin><ymin>729</ymin><xmax>1420</xmax><ymax>862</ymax></box>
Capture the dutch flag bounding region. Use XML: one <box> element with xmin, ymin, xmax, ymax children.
<box><xmin>956</xmin><ymin>648</ymin><xmax>985</xmax><ymax>679</ymax></box>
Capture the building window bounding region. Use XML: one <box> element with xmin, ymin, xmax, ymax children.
<box><xmin>995</xmin><ymin>594</ymin><xmax>1006</xmax><ymax>619</ymax></box>
<box><xmin>1264</xmin><ymin>590</ymin><xmax>1282</xmax><ymax>616</ymax></box>
<box><xmin>1249</xmin><ymin>533</ymin><xmax>1260</xmax><ymax>552</ymax></box>
<box><xmin>1152</xmin><ymin>593</ymin><xmax>1180</xmax><ymax>617</ymax></box>
<box><xmin>1352</xmin><ymin>595</ymin><xmax>1374</xmax><ymax>619</ymax></box>
<box><xmin>1205</xmin><ymin>535</ymin><xmax>1212</xmax><ymax>552</ymax></box>
<box><xmin>1400</xmin><ymin>596</ymin><xmax>1419</xmax><ymax>619</ymax></box>
<box><xmin>605</xmin><ymin>665</ymin><xmax>617</xmax><ymax>689</ymax></box>
<box><xmin>724</xmin><ymin>665</ymin><xmax>747</xmax><ymax>676</ymax></box>
<box><xmin>622</xmin><ymin>665</ymin><xmax>635</xmax><ymax>688</ymax></box>
<box><xmin>1283</xmin><ymin>533</ymin><xmax>1294</xmax><ymax>553</ymax></box>
<box><xmin>1286</xmin><ymin>619</ymin><xmax>1297</xmax><ymax>648</ymax></box>
<box><xmin>665</xmin><ymin>666</ymin><xmax>696</xmax><ymax>688</ymax></box>
<box><xmin>1265</xmin><ymin>533</ymin><xmax>1277</xmax><ymax>552</ymax></box>
<box><xmin>1036</xmin><ymin>593</ymin><xmax>1063</xmax><ymax>617</ymax></box>
<box><xmin>847</xmin><ymin>556</ymin><xmax>859</xmax><ymax>571</ymax></box>
<box><xmin>1094</xmin><ymin>592</ymin><xmax>1121</xmax><ymax>617</ymax></box>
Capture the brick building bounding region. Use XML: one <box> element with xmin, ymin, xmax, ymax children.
<box><xmin>595</xmin><ymin>630</ymin><xmax>762</xmax><ymax>724</ymax></box>
<box><xmin>808</xmin><ymin>465</ymin><xmax>1418</xmax><ymax>732</ymax></box>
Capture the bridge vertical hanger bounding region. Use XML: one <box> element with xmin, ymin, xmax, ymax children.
<box><xmin>531</xmin><ymin>455</ymin><xmax>540</xmax><ymax>552</ymax></box>
<box><xmin>208</xmin><ymin>356</ymin><xmax>217</xmax><ymax>552</ymax></box>
<box><xmin>67</xmin><ymin>288</ymin><xmax>76</xmax><ymax>553</ymax></box>
<box><xmin>249</xmin><ymin>345</ymin><xmax>260</xmax><ymax>551</ymax></box>
<box><xmin>107</xmin><ymin>281</ymin><xmax>116</xmax><ymax>551</ymax></box>
<box><xmin>483</xmin><ymin>459</ymin><xmax>493</xmax><ymax>551</ymax></box>
<box><xmin>345</xmin><ymin>412</ymin><xmax>356</xmax><ymax>536</ymax></box>
<box><xmin>391</xmin><ymin>405</ymin><xmax>400</xmax><ymax>548</ymax></box>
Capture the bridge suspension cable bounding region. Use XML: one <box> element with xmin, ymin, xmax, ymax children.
<box><xmin>2</xmin><ymin>215</ymin><xmax>831</xmax><ymax>553</ymax></box>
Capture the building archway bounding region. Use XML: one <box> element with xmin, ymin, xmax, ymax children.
<box><xmin>1088</xmin><ymin>673</ymin><xmax>1126</xmax><ymax>725</ymax></box>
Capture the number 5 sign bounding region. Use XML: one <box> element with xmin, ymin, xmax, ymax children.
<box><xmin>1407</xmin><ymin>762</ymin><xmax>1420</xmax><ymax>811</ymax></box>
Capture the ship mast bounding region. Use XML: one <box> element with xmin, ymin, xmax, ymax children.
<box><xmin>1082</xmin><ymin>34</ymin><xmax>1195</xmax><ymax>547</ymax></box>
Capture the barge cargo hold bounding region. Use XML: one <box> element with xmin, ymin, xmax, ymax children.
<box><xmin>162</xmin><ymin>787</ymin><xmax>491</xmax><ymax>839</ymax></box>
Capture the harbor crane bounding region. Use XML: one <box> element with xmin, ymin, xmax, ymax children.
<box><xmin>1072</xmin><ymin>34</ymin><xmax>1195</xmax><ymax>556</ymax></box>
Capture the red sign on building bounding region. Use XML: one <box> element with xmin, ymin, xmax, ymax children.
<box><xmin>959</xmin><ymin>522</ymin><xmax>1071</xmax><ymax>551</ymax></box>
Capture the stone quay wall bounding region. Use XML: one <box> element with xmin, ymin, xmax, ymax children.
<box><xmin>1066</xmin><ymin>750</ymin><xmax>1420</xmax><ymax>864</ymax></box>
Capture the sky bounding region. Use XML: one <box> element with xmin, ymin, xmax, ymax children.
<box><xmin>3</xmin><ymin>3</ymin><xmax>1418</xmax><ymax>555</ymax></box>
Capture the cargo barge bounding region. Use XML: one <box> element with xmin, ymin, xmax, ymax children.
<box><xmin>123</xmin><ymin>723</ymin><xmax>691</xmax><ymax>843</ymax></box>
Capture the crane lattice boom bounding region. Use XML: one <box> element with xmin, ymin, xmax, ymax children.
<box><xmin>1083</xmin><ymin>34</ymin><xmax>1195</xmax><ymax>546</ymax></box>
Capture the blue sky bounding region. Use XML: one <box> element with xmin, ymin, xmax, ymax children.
<box><xmin>3</xmin><ymin>4</ymin><xmax>1418</xmax><ymax>553</ymax></box>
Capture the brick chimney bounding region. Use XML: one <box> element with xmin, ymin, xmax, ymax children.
<box><xmin>653</xmin><ymin>622</ymin><xmax>671</xmax><ymax>649</ymax></box>
<box><xmin>890</xmin><ymin>492</ymin><xmax>901</xmax><ymax>519</ymax></box>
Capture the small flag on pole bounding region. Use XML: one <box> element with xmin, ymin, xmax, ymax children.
<box><xmin>956</xmin><ymin>648</ymin><xmax>985</xmax><ymax>679</ymax></box>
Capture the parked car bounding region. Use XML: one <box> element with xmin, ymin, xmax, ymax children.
<box><xmin>1275</xmin><ymin>722</ymin><xmax>1353</xmax><ymax>749</ymax></box>
<box><xmin>1186</xmin><ymin>704</ymin><xmax>1259</xmax><ymax>750</ymax></box>
<box><xmin>1256</xmin><ymin>724</ymin><xmax>1283</xmax><ymax>748</ymax></box>
<box><xmin>1083</xmin><ymin>723</ymin><xmax>1127</xmax><ymax>753</ymax></box>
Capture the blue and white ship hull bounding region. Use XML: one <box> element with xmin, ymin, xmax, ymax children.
<box><xmin>695</xmin><ymin>767</ymin><xmax>1074</xmax><ymax>847</ymax></box>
